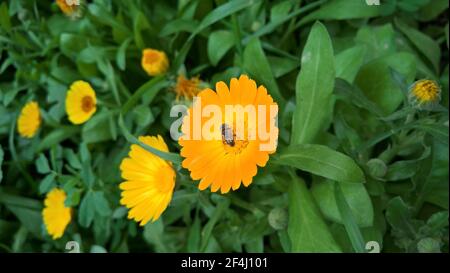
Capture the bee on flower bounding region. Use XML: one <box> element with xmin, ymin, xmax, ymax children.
<box><xmin>179</xmin><ymin>75</ymin><xmax>279</xmax><ymax>194</ymax></box>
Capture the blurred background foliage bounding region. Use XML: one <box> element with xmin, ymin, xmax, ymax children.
<box><xmin>0</xmin><ymin>0</ymin><xmax>448</xmax><ymax>253</ymax></box>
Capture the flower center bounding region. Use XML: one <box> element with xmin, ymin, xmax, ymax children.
<box><xmin>145</xmin><ymin>52</ymin><xmax>160</xmax><ymax>65</ymax></box>
<box><xmin>413</xmin><ymin>80</ymin><xmax>440</xmax><ymax>103</ymax></box>
<box><xmin>81</xmin><ymin>96</ymin><xmax>94</xmax><ymax>113</ymax></box>
<box><xmin>221</xmin><ymin>123</ymin><xmax>249</xmax><ymax>154</ymax></box>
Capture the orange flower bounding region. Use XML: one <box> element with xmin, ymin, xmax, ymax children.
<box><xmin>179</xmin><ymin>75</ymin><xmax>278</xmax><ymax>193</ymax></box>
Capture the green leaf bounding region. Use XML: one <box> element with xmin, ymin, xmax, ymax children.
<box><xmin>355</xmin><ymin>52</ymin><xmax>416</xmax><ymax>114</ymax></box>
<box><xmin>39</xmin><ymin>173</ymin><xmax>56</xmax><ymax>195</ymax></box>
<box><xmin>334</xmin><ymin>183</ymin><xmax>367</xmax><ymax>253</ymax></box>
<box><xmin>395</xmin><ymin>18</ymin><xmax>441</xmax><ymax>73</ymax></box>
<box><xmin>445</xmin><ymin>23</ymin><xmax>449</xmax><ymax>49</ymax></box>
<box><xmin>60</xmin><ymin>33</ymin><xmax>88</xmax><ymax>58</ymax></box>
<box><xmin>288</xmin><ymin>177</ymin><xmax>341</xmax><ymax>253</ymax></box>
<box><xmin>82</xmin><ymin>109</ymin><xmax>116</xmax><ymax>144</ymax></box>
<box><xmin>174</xmin><ymin>0</ymin><xmax>255</xmax><ymax>70</ymax></box>
<box><xmin>299</xmin><ymin>0</ymin><xmax>381</xmax><ymax>24</ymax></box>
<box><xmin>90</xmin><ymin>245</ymin><xmax>108</xmax><ymax>253</ymax></box>
<box><xmin>0</xmin><ymin>190</ymin><xmax>42</xmax><ymax>210</ymax></box>
<box><xmin>159</xmin><ymin>19</ymin><xmax>199</xmax><ymax>37</ymax></box>
<box><xmin>311</xmin><ymin>179</ymin><xmax>374</xmax><ymax>227</ymax></box>
<box><xmin>0</xmin><ymin>2</ymin><xmax>11</xmax><ymax>32</ymax></box>
<box><xmin>64</xmin><ymin>148</ymin><xmax>82</xmax><ymax>170</ymax></box>
<box><xmin>244</xmin><ymin>0</ymin><xmax>325</xmax><ymax>43</ymax></box>
<box><xmin>334</xmin><ymin>79</ymin><xmax>384</xmax><ymax>117</ymax></box>
<box><xmin>291</xmin><ymin>21</ymin><xmax>335</xmax><ymax>145</ymax></box>
<box><xmin>276</xmin><ymin>144</ymin><xmax>365</xmax><ymax>183</ymax></box>
<box><xmin>385</xmin><ymin>196</ymin><xmax>422</xmax><ymax>250</ymax></box>
<box><xmin>0</xmin><ymin>145</ymin><xmax>4</xmax><ymax>183</ymax></box>
<box><xmin>133</xmin><ymin>11</ymin><xmax>151</xmax><ymax>50</ymax></box>
<box><xmin>118</xmin><ymin>115</ymin><xmax>182</xmax><ymax>164</ymax></box>
<box><xmin>143</xmin><ymin>219</ymin><xmax>167</xmax><ymax>252</ymax></box>
<box><xmin>78</xmin><ymin>191</ymin><xmax>95</xmax><ymax>228</ymax></box>
<box><xmin>193</xmin><ymin>0</ymin><xmax>255</xmax><ymax>36</ymax></box>
<box><xmin>36</xmin><ymin>154</ymin><xmax>51</xmax><ymax>174</ymax></box>
<box><xmin>116</xmin><ymin>37</ymin><xmax>132</xmax><ymax>71</ymax></box>
<box><xmin>37</xmin><ymin>126</ymin><xmax>79</xmax><ymax>152</ymax></box>
<box><xmin>200</xmin><ymin>198</ymin><xmax>230</xmax><ymax>252</ymax></box>
<box><xmin>121</xmin><ymin>76</ymin><xmax>167</xmax><ymax>115</ymax></box>
<box><xmin>414</xmin><ymin>123</ymin><xmax>449</xmax><ymax>146</ymax></box>
<box><xmin>7</xmin><ymin>206</ymin><xmax>43</xmax><ymax>240</ymax></box>
<box><xmin>88</xmin><ymin>3</ymin><xmax>130</xmax><ymax>34</ymax></box>
<box><xmin>418</xmin><ymin>0</ymin><xmax>449</xmax><ymax>21</ymax></box>
<box><xmin>385</xmin><ymin>147</ymin><xmax>431</xmax><ymax>181</ymax></box>
<box><xmin>243</xmin><ymin>37</ymin><xmax>284</xmax><ymax>105</ymax></box>
<box><xmin>207</xmin><ymin>30</ymin><xmax>235</xmax><ymax>66</ymax></box>
<box><xmin>268</xmin><ymin>56</ymin><xmax>299</xmax><ymax>78</ymax></box>
<box><xmin>0</xmin><ymin>191</ymin><xmax>43</xmax><ymax>239</ymax></box>
<box><xmin>93</xmin><ymin>191</ymin><xmax>111</xmax><ymax>217</ymax></box>
<box><xmin>417</xmin><ymin>139</ymin><xmax>449</xmax><ymax>209</ymax></box>
<box><xmin>335</xmin><ymin>45</ymin><xmax>366</xmax><ymax>83</ymax></box>
<box><xmin>186</xmin><ymin>214</ymin><xmax>201</xmax><ymax>252</ymax></box>
<box><xmin>355</xmin><ymin>24</ymin><xmax>396</xmax><ymax>60</ymax></box>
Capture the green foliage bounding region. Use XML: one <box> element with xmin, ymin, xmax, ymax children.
<box><xmin>0</xmin><ymin>0</ymin><xmax>448</xmax><ymax>253</ymax></box>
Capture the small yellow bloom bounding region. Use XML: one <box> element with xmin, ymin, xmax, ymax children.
<box><xmin>56</xmin><ymin>0</ymin><xmax>81</xmax><ymax>17</ymax></box>
<box><xmin>42</xmin><ymin>188</ymin><xmax>72</xmax><ymax>240</ymax></box>
<box><xmin>174</xmin><ymin>74</ymin><xmax>202</xmax><ymax>100</ymax></box>
<box><xmin>119</xmin><ymin>135</ymin><xmax>176</xmax><ymax>226</ymax></box>
<box><xmin>409</xmin><ymin>79</ymin><xmax>441</xmax><ymax>110</ymax></box>
<box><xmin>141</xmin><ymin>49</ymin><xmax>169</xmax><ymax>76</ymax></box>
<box><xmin>65</xmin><ymin>80</ymin><xmax>97</xmax><ymax>124</ymax></box>
<box><xmin>17</xmin><ymin>101</ymin><xmax>41</xmax><ymax>138</ymax></box>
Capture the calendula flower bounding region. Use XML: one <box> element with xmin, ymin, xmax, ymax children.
<box><xmin>42</xmin><ymin>188</ymin><xmax>72</xmax><ymax>240</ymax></box>
<box><xmin>179</xmin><ymin>75</ymin><xmax>278</xmax><ymax>194</ymax></box>
<box><xmin>408</xmin><ymin>79</ymin><xmax>441</xmax><ymax>110</ymax></box>
<box><xmin>56</xmin><ymin>0</ymin><xmax>82</xmax><ymax>18</ymax></box>
<box><xmin>174</xmin><ymin>74</ymin><xmax>202</xmax><ymax>100</ymax></box>
<box><xmin>65</xmin><ymin>80</ymin><xmax>97</xmax><ymax>124</ymax></box>
<box><xmin>141</xmin><ymin>49</ymin><xmax>169</xmax><ymax>76</ymax></box>
<box><xmin>119</xmin><ymin>135</ymin><xmax>176</xmax><ymax>226</ymax></box>
<box><xmin>17</xmin><ymin>101</ymin><xmax>41</xmax><ymax>138</ymax></box>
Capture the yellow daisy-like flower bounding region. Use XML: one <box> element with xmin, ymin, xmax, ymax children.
<box><xmin>141</xmin><ymin>49</ymin><xmax>169</xmax><ymax>76</ymax></box>
<box><xmin>174</xmin><ymin>74</ymin><xmax>202</xmax><ymax>100</ymax></box>
<box><xmin>179</xmin><ymin>75</ymin><xmax>279</xmax><ymax>194</ymax></box>
<box><xmin>409</xmin><ymin>79</ymin><xmax>441</xmax><ymax>109</ymax></box>
<box><xmin>56</xmin><ymin>0</ymin><xmax>81</xmax><ymax>18</ymax></box>
<box><xmin>65</xmin><ymin>80</ymin><xmax>97</xmax><ymax>124</ymax></box>
<box><xmin>42</xmin><ymin>188</ymin><xmax>72</xmax><ymax>240</ymax></box>
<box><xmin>119</xmin><ymin>135</ymin><xmax>176</xmax><ymax>226</ymax></box>
<box><xmin>17</xmin><ymin>101</ymin><xmax>41</xmax><ymax>138</ymax></box>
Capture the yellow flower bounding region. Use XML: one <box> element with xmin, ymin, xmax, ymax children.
<box><xmin>56</xmin><ymin>0</ymin><xmax>81</xmax><ymax>17</ymax></box>
<box><xmin>179</xmin><ymin>75</ymin><xmax>279</xmax><ymax>194</ymax></box>
<box><xmin>119</xmin><ymin>135</ymin><xmax>176</xmax><ymax>226</ymax></box>
<box><xmin>409</xmin><ymin>79</ymin><xmax>441</xmax><ymax>109</ymax></box>
<box><xmin>141</xmin><ymin>49</ymin><xmax>169</xmax><ymax>76</ymax></box>
<box><xmin>174</xmin><ymin>74</ymin><xmax>202</xmax><ymax>100</ymax></box>
<box><xmin>65</xmin><ymin>80</ymin><xmax>97</xmax><ymax>124</ymax></box>
<box><xmin>42</xmin><ymin>188</ymin><xmax>72</xmax><ymax>240</ymax></box>
<box><xmin>17</xmin><ymin>101</ymin><xmax>41</xmax><ymax>138</ymax></box>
